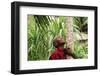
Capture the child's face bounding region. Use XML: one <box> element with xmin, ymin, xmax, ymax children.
<box><xmin>53</xmin><ymin>36</ymin><xmax>65</xmax><ymax>48</ymax></box>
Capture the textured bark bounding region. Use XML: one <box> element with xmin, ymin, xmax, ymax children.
<box><xmin>66</xmin><ymin>17</ymin><xmax>74</xmax><ymax>52</ymax></box>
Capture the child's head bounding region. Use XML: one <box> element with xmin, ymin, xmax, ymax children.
<box><xmin>53</xmin><ymin>36</ymin><xmax>65</xmax><ymax>49</ymax></box>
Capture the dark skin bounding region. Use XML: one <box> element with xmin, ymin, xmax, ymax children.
<box><xmin>63</xmin><ymin>48</ymin><xmax>76</xmax><ymax>59</ymax></box>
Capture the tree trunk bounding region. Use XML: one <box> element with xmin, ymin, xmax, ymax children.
<box><xmin>66</xmin><ymin>17</ymin><xmax>74</xmax><ymax>52</ymax></box>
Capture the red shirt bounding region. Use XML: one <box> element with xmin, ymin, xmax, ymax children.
<box><xmin>49</xmin><ymin>48</ymin><xmax>66</xmax><ymax>60</ymax></box>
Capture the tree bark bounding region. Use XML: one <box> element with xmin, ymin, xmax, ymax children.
<box><xmin>66</xmin><ymin>17</ymin><xmax>74</xmax><ymax>52</ymax></box>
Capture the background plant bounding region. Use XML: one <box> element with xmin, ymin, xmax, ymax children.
<box><xmin>73</xmin><ymin>17</ymin><xmax>88</xmax><ymax>58</ymax></box>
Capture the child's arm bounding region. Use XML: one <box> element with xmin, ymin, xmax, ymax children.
<box><xmin>63</xmin><ymin>48</ymin><xmax>77</xmax><ymax>59</ymax></box>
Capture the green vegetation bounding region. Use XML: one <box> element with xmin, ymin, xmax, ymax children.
<box><xmin>73</xmin><ymin>17</ymin><xmax>88</xmax><ymax>58</ymax></box>
<box><xmin>28</xmin><ymin>15</ymin><xmax>88</xmax><ymax>60</ymax></box>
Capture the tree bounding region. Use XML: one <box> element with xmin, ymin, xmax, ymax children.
<box><xmin>66</xmin><ymin>17</ymin><xmax>74</xmax><ymax>52</ymax></box>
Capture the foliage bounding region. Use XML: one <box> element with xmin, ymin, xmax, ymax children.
<box><xmin>73</xmin><ymin>17</ymin><xmax>88</xmax><ymax>33</ymax></box>
<box><xmin>73</xmin><ymin>41</ymin><xmax>88</xmax><ymax>58</ymax></box>
<box><xmin>73</xmin><ymin>17</ymin><xmax>88</xmax><ymax>58</ymax></box>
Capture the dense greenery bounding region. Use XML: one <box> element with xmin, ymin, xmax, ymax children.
<box><xmin>28</xmin><ymin>15</ymin><xmax>88</xmax><ymax>60</ymax></box>
<box><xmin>73</xmin><ymin>17</ymin><xmax>88</xmax><ymax>58</ymax></box>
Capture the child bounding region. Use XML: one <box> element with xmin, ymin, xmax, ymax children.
<box><xmin>49</xmin><ymin>36</ymin><xmax>75</xmax><ymax>60</ymax></box>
